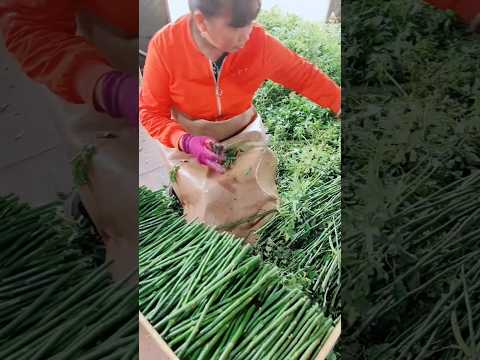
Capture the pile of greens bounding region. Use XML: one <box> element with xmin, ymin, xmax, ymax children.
<box><xmin>256</xmin><ymin>176</ymin><xmax>340</xmax><ymax>316</ymax></box>
<box><xmin>139</xmin><ymin>187</ymin><xmax>337</xmax><ymax>359</ymax></box>
<box><xmin>253</xmin><ymin>8</ymin><xmax>341</xmax><ymax>317</ymax></box>
<box><xmin>342</xmin><ymin>0</ymin><xmax>480</xmax><ymax>358</ymax></box>
<box><xmin>0</xmin><ymin>194</ymin><xmax>137</xmax><ymax>359</ymax></box>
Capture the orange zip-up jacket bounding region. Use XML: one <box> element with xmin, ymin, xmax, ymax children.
<box><xmin>140</xmin><ymin>15</ymin><xmax>341</xmax><ymax>149</ymax></box>
<box><xmin>425</xmin><ymin>0</ymin><xmax>480</xmax><ymax>24</ymax></box>
<box><xmin>0</xmin><ymin>0</ymin><xmax>138</xmax><ymax>104</ymax></box>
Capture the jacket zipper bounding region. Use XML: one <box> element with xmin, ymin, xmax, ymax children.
<box><xmin>209</xmin><ymin>59</ymin><xmax>224</xmax><ymax>118</ymax></box>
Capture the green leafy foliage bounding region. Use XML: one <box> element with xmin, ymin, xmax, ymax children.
<box><xmin>342</xmin><ymin>0</ymin><xmax>480</xmax><ymax>358</ymax></box>
<box><xmin>170</xmin><ymin>165</ymin><xmax>180</xmax><ymax>183</ymax></box>
<box><xmin>71</xmin><ymin>144</ymin><xmax>96</xmax><ymax>187</ymax></box>
<box><xmin>253</xmin><ymin>9</ymin><xmax>341</xmax><ymax>317</ymax></box>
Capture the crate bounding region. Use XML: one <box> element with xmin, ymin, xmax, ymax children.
<box><xmin>140</xmin><ymin>312</ymin><xmax>178</xmax><ymax>360</ymax></box>
<box><xmin>139</xmin><ymin>311</ymin><xmax>340</xmax><ymax>360</ymax></box>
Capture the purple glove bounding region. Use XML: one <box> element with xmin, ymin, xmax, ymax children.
<box><xmin>181</xmin><ymin>134</ymin><xmax>225</xmax><ymax>173</ymax></box>
<box><xmin>96</xmin><ymin>71</ymin><xmax>138</xmax><ymax>126</ymax></box>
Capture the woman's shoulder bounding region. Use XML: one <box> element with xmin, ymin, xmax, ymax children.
<box><xmin>244</xmin><ymin>22</ymin><xmax>267</xmax><ymax>48</ymax></box>
<box><xmin>240</xmin><ymin>23</ymin><xmax>273</xmax><ymax>55</ymax></box>
<box><xmin>252</xmin><ymin>22</ymin><xmax>267</xmax><ymax>37</ymax></box>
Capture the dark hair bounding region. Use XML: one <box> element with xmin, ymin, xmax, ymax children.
<box><xmin>188</xmin><ymin>0</ymin><xmax>261</xmax><ymax>28</ymax></box>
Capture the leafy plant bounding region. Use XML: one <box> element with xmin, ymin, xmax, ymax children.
<box><xmin>253</xmin><ymin>9</ymin><xmax>342</xmax><ymax>317</ymax></box>
<box><xmin>213</xmin><ymin>143</ymin><xmax>243</xmax><ymax>170</ymax></box>
<box><xmin>71</xmin><ymin>144</ymin><xmax>96</xmax><ymax>187</ymax></box>
<box><xmin>342</xmin><ymin>0</ymin><xmax>480</xmax><ymax>357</ymax></box>
<box><xmin>170</xmin><ymin>165</ymin><xmax>180</xmax><ymax>183</ymax></box>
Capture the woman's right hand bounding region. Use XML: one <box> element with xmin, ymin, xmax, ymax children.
<box><xmin>94</xmin><ymin>71</ymin><xmax>139</xmax><ymax>126</ymax></box>
<box><xmin>180</xmin><ymin>134</ymin><xmax>226</xmax><ymax>173</ymax></box>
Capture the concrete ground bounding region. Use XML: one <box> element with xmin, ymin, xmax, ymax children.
<box><xmin>0</xmin><ymin>40</ymin><xmax>73</xmax><ymax>206</ymax></box>
<box><xmin>139</xmin><ymin>0</ymin><xmax>171</xmax><ymax>190</ymax></box>
<box><xmin>139</xmin><ymin>124</ymin><xmax>170</xmax><ymax>190</ymax></box>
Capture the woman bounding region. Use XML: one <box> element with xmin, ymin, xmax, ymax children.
<box><xmin>140</xmin><ymin>0</ymin><xmax>341</xmax><ymax>174</ymax></box>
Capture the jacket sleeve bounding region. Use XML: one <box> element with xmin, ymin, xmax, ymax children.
<box><xmin>0</xmin><ymin>0</ymin><xmax>113</xmax><ymax>104</ymax></box>
<box><xmin>263</xmin><ymin>31</ymin><xmax>341</xmax><ymax>114</ymax></box>
<box><xmin>139</xmin><ymin>34</ymin><xmax>187</xmax><ymax>149</ymax></box>
<box><xmin>423</xmin><ymin>0</ymin><xmax>455</xmax><ymax>10</ymax></box>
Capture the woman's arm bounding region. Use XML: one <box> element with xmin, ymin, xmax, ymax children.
<box><xmin>140</xmin><ymin>34</ymin><xmax>187</xmax><ymax>148</ymax></box>
<box><xmin>0</xmin><ymin>0</ymin><xmax>114</xmax><ymax>105</ymax></box>
<box><xmin>263</xmin><ymin>31</ymin><xmax>341</xmax><ymax>115</ymax></box>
